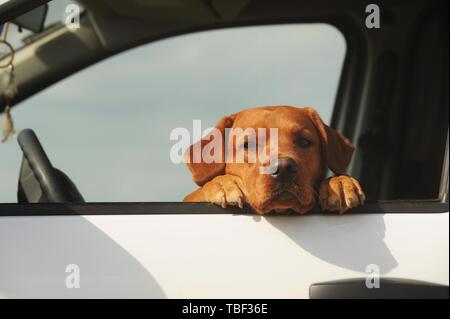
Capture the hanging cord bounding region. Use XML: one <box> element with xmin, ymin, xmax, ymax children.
<box><xmin>1</xmin><ymin>22</ymin><xmax>17</xmax><ymax>143</ymax></box>
<box><xmin>2</xmin><ymin>22</ymin><xmax>10</xmax><ymax>41</ymax></box>
<box><xmin>2</xmin><ymin>105</ymin><xmax>14</xmax><ymax>142</ymax></box>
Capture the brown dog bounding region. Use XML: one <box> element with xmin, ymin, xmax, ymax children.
<box><xmin>183</xmin><ymin>106</ymin><xmax>365</xmax><ymax>214</ymax></box>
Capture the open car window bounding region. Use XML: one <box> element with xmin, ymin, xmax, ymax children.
<box><xmin>0</xmin><ymin>23</ymin><xmax>346</xmax><ymax>203</ymax></box>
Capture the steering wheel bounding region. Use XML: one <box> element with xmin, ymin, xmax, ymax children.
<box><xmin>17</xmin><ymin>129</ymin><xmax>70</xmax><ymax>202</ymax></box>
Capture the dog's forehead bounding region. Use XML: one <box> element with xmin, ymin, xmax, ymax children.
<box><xmin>233</xmin><ymin>106</ymin><xmax>314</xmax><ymax>130</ymax></box>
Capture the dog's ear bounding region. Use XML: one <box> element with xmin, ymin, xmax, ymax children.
<box><xmin>184</xmin><ymin>114</ymin><xmax>236</xmax><ymax>186</ymax></box>
<box><xmin>306</xmin><ymin>107</ymin><xmax>354</xmax><ymax>175</ymax></box>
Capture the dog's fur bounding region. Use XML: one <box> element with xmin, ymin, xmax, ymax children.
<box><xmin>183</xmin><ymin>106</ymin><xmax>365</xmax><ymax>214</ymax></box>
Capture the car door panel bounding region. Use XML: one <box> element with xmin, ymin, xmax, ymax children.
<box><xmin>0</xmin><ymin>212</ymin><xmax>448</xmax><ymax>298</ymax></box>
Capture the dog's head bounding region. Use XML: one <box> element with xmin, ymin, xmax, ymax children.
<box><xmin>185</xmin><ymin>106</ymin><xmax>354</xmax><ymax>214</ymax></box>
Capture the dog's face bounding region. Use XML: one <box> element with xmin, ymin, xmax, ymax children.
<box><xmin>186</xmin><ymin>106</ymin><xmax>354</xmax><ymax>214</ymax></box>
<box><xmin>225</xmin><ymin>107</ymin><xmax>323</xmax><ymax>213</ymax></box>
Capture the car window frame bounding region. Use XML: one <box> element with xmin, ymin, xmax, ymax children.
<box><xmin>0</xmin><ymin>4</ymin><xmax>448</xmax><ymax>216</ymax></box>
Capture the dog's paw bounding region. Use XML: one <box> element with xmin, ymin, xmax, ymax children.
<box><xmin>202</xmin><ymin>175</ymin><xmax>246</xmax><ymax>208</ymax></box>
<box><xmin>319</xmin><ymin>175</ymin><xmax>365</xmax><ymax>213</ymax></box>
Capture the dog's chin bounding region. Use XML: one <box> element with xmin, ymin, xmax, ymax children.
<box><xmin>251</xmin><ymin>190</ymin><xmax>316</xmax><ymax>215</ymax></box>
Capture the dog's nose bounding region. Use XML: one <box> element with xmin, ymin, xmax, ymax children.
<box><xmin>270</xmin><ymin>157</ymin><xmax>298</xmax><ymax>183</ymax></box>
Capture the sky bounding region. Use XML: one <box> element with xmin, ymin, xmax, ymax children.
<box><xmin>0</xmin><ymin>2</ymin><xmax>346</xmax><ymax>202</ymax></box>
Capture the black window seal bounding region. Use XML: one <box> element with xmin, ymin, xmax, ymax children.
<box><xmin>438</xmin><ymin>130</ymin><xmax>449</xmax><ymax>203</ymax></box>
<box><xmin>0</xmin><ymin>199</ymin><xmax>448</xmax><ymax>216</ymax></box>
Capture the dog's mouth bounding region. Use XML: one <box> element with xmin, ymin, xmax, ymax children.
<box><xmin>270</xmin><ymin>187</ymin><xmax>298</xmax><ymax>201</ymax></box>
<box><xmin>274</xmin><ymin>190</ymin><xmax>299</xmax><ymax>201</ymax></box>
<box><xmin>255</xmin><ymin>183</ymin><xmax>317</xmax><ymax>214</ymax></box>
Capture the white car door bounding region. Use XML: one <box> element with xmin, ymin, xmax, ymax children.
<box><xmin>0</xmin><ymin>206</ymin><xmax>448</xmax><ymax>298</ymax></box>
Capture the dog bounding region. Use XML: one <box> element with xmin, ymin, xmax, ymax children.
<box><xmin>183</xmin><ymin>106</ymin><xmax>365</xmax><ymax>214</ymax></box>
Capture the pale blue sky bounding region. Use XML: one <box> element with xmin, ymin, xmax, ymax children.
<box><xmin>0</xmin><ymin>19</ymin><xmax>346</xmax><ymax>202</ymax></box>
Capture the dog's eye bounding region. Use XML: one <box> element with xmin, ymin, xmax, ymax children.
<box><xmin>296</xmin><ymin>138</ymin><xmax>312</xmax><ymax>148</ymax></box>
<box><xmin>243</xmin><ymin>141</ymin><xmax>256</xmax><ymax>150</ymax></box>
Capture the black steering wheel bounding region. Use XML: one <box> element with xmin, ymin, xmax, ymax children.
<box><xmin>17</xmin><ymin>129</ymin><xmax>71</xmax><ymax>202</ymax></box>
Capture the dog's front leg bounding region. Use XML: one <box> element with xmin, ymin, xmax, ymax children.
<box><xmin>319</xmin><ymin>175</ymin><xmax>365</xmax><ymax>213</ymax></box>
<box><xmin>183</xmin><ymin>175</ymin><xmax>246</xmax><ymax>208</ymax></box>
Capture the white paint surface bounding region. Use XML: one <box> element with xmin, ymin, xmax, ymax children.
<box><xmin>0</xmin><ymin>212</ymin><xmax>448</xmax><ymax>298</ymax></box>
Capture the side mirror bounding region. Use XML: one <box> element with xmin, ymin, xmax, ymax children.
<box><xmin>12</xmin><ymin>4</ymin><xmax>48</xmax><ymax>33</ymax></box>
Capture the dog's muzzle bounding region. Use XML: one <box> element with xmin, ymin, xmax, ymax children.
<box><xmin>269</xmin><ymin>157</ymin><xmax>298</xmax><ymax>183</ymax></box>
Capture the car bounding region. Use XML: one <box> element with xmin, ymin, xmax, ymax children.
<box><xmin>0</xmin><ymin>0</ymin><xmax>448</xmax><ymax>299</ymax></box>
